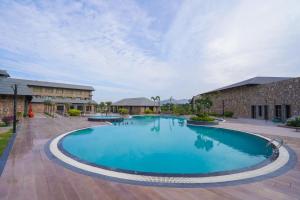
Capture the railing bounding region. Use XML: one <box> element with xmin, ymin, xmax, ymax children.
<box><xmin>266</xmin><ymin>137</ymin><xmax>284</xmax><ymax>156</ymax></box>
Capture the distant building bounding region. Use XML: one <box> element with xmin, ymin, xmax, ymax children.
<box><xmin>192</xmin><ymin>77</ymin><xmax>300</xmax><ymax>121</ymax></box>
<box><xmin>0</xmin><ymin>69</ymin><xmax>96</xmax><ymax>118</ymax></box>
<box><xmin>111</xmin><ymin>97</ymin><xmax>159</xmax><ymax>114</ymax></box>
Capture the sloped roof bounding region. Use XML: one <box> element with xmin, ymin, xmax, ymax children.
<box><xmin>112</xmin><ymin>97</ymin><xmax>157</xmax><ymax>106</ymax></box>
<box><xmin>11</xmin><ymin>78</ymin><xmax>94</xmax><ymax>91</ymax></box>
<box><xmin>0</xmin><ymin>77</ymin><xmax>33</xmax><ymax>96</ymax></box>
<box><xmin>31</xmin><ymin>96</ymin><xmax>97</xmax><ymax>104</ymax></box>
<box><xmin>202</xmin><ymin>76</ymin><xmax>292</xmax><ymax>94</ymax></box>
<box><xmin>0</xmin><ymin>70</ymin><xmax>10</xmax><ymax>77</ymax></box>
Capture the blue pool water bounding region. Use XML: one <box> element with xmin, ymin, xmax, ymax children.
<box><xmin>89</xmin><ymin>116</ymin><xmax>121</xmax><ymax>119</ymax></box>
<box><xmin>60</xmin><ymin>116</ymin><xmax>273</xmax><ymax>174</ymax></box>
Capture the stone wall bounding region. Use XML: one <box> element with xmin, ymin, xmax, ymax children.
<box><xmin>31</xmin><ymin>103</ymin><xmax>45</xmax><ymax>113</ymax></box>
<box><xmin>198</xmin><ymin>77</ymin><xmax>300</xmax><ymax>120</ymax></box>
<box><xmin>0</xmin><ymin>95</ymin><xmax>26</xmax><ymax>118</ymax></box>
<box><xmin>30</xmin><ymin>86</ymin><xmax>92</xmax><ymax>99</ymax></box>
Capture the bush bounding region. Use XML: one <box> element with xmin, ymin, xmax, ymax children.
<box><xmin>190</xmin><ymin>115</ymin><xmax>215</xmax><ymax>122</ymax></box>
<box><xmin>208</xmin><ymin>112</ymin><xmax>222</xmax><ymax>117</ymax></box>
<box><xmin>68</xmin><ymin>109</ymin><xmax>81</xmax><ymax>116</ymax></box>
<box><xmin>287</xmin><ymin>117</ymin><xmax>300</xmax><ymax>127</ymax></box>
<box><xmin>224</xmin><ymin>111</ymin><xmax>234</xmax><ymax>118</ymax></box>
<box><xmin>2</xmin><ymin>116</ymin><xmax>13</xmax><ymax>126</ymax></box>
<box><xmin>0</xmin><ymin>121</ymin><xmax>6</xmax><ymax>127</ymax></box>
<box><xmin>119</xmin><ymin>108</ymin><xmax>129</xmax><ymax>115</ymax></box>
<box><xmin>144</xmin><ymin>108</ymin><xmax>154</xmax><ymax>114</ymax></box>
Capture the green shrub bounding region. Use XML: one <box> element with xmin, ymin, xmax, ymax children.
<box><xmin>190</xmin><ymin>115</ymin><xmax>215</xmax><ymax>122</ymax></box>
<box><xmin>224</xmin><ymin>111</ymin><xmax>234</xmax><ymax>118</ymax></box>
<box><xmin>287</xmin><ymin>117</ymin><xmax>300</xmax><ymax>127</ymax></box>
<box><xmin>68</xmin><ymin>109</ymin><xmax>81</xmax><ymax>116</ymax></box>
<box><xmin>0</xmin><ymin>121</ymin><xmax>6</xmax><ymax>127</ymax></box>
<box><xmin>144</xmin><ymin>108</ymin><xmax>154</xmax><ymax>114</ymax></box>
<box><xmin>119</xmin><ymin>108</ymin><xmax>129</xmax><ymax>115</ymax></box>
<box><xmin>209</xmin><ymin>112</ymin><xmax>222</xmax><ymax>117</ymax></box>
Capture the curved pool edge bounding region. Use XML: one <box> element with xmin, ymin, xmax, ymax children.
<box><xmin>46</xmin><ymin>125</ymin><xmax>294</xmax><ymax>187</ymax></box>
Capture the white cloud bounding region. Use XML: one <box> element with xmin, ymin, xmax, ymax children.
<box><xmin>0</xmin><ymin>0</ymin><xmax>300</xmax><ymax>101</ymax></box>
<box><xmin>163</xmin><ymin>0</ymin><xmax>300</xmax><ymax>94</ymax></box>
<box><xmin>0</xmin><ymin>0</ymin><xmax>175</xmax><ymax>101</ymax></box>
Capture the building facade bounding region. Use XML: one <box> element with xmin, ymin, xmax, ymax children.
<box><xmin>111</xmin><ymin>97</ymin><xmax>159</xmax><ymax>114</ymax></box>
<box><xmin>193</xmin><ymin>77</ymin><xmax>300</xmax><ymax>122</ymax></box>
<box><xmin>0</xmin><ymin>70</ymin><xmax>96</xmax><ymax>118</ymax></box>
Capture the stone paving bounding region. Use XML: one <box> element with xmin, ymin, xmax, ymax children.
<box><xmin>0</xmin><ymin>116</ymin><xmax>299</xmax><ymax>200</ymax></box>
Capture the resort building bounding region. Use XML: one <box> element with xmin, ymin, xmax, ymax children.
<box><xmin>192</xmin><ymin>76</ymin><xmax>300</xmax><ymax>121</ymax></box>
<box><xmin>111</xmin><ymin>97</ymin><xmax>159</xmax><ymax>114</ymax></box>
<box><xmin>0</xmin><ymin>69</ymin><xmax>96</xmax><ymax>118</ymax></box>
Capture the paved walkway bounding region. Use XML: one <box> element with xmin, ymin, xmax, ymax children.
<box><xmin>218</xmin><ymin>118</ymin><xmax>300</xmax><ymax>139</ymax></box>
<box><xmin>0</xmin><ymin>116</ymin><xmax>299</xmax><ymax>200</ymax></box>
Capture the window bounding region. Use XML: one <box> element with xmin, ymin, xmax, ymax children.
<box><xmin>56</xmin><ymin>89</ymin><xmax>63</xmax><ymax>94</ymax></box>
<box><xmin>33</xmin><ymin>87</ymin><xmax>43</xmax><ymax>93</ymax></box>
<box><xmin>264</xmin><ymin>105</ymin><xmax>269</xmax><ymax>120</ymax></box>
<box><xmin>258</xmin><ymin>105</ymin><xmax>262</xmax><ymax>117</ymax></box>
<box><xmin>251</xmin><ymin>105</ymin><xmax>256</xmax><ymax>119</ymax></box>
<box><xmin>57</xmin><ymin>105</ymin><xmax>64</xmax><ymax>111</ymax></box>
<box><xmin>86</xmin><ymin>106</ymin><xmax>92</xmax><ymax>112</ymax></box>
<box><xmin>45</xmin><ymin>88</ymin><xmax>54</xmax><ymax>93</ymax></box>
<box><xmin>275</xmin><ymin>105</ymin><xmax>282</xmax><ymax>120</ymax></box>
<box><xmin>285</xmin><ymin>105</ymin><xmax>291</xmax><ymax>119</ymax></box>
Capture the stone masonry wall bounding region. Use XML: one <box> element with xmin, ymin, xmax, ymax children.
<box><xmin>201</xmin><ymin>77</ymin><xmax>300</xmax><ymax>120</ymax></box>
<box><xmin>0</xmin><ymin>95</ymin><xmax>25</xmax><ymax>118</ymax></box>
<box><xmin>31</xmin><ymin>103</ymin><xmax>45</xmax><ymax>113</ymax></box>
<box><xmin>30</xmin><ymin>86</ymin><xmax>92</xmax><ymax>99</ymax></box>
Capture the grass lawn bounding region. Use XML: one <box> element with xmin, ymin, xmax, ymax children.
<box><xmin>0</xmin><ymin>129</ymin><xmax>13</xmax><ymax>156</ymax></box>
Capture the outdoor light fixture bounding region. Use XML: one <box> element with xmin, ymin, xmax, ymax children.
<box><xmin>11</xmin><ymin>84</ymin><xmax>17</xmax><ymax>133</ymax></box>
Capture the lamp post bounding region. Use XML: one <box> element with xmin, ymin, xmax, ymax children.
<box><xmin>12</xmin><ymin>84</ymin><xmax>18</xmax><ymax>133</ymax></box>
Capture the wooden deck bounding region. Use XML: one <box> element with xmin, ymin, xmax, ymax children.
<box><xmin>0</xmin><ymin>116</ymin><xmax>299</xmax><ymax>200</ymax></box>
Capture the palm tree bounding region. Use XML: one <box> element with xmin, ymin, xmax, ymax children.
<box><xmin>151</xmin><ymin>96</ymin><xmax>161</xmax><ymax>113</ymax></box>
<box><xmin>151</xmin><ymin>96</ymin><xmax>156</xmax><ymax>105</ymax></box>
<box><xmin>155</xmin><ymin>96</ymin><xmax>161</xmax><ymax>113</ymax></box>
<box><xmin>169</xmin><ymin>96</ymin><xmax>173</xmax><ymax>112</ymax></box>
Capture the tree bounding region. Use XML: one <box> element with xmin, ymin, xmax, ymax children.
<box><xmin>195</xmin><ymin>96</ymin><xmax>213</xmax><ymax>116</ymax></box>
<box><xmin>169</xmin><ymin>96</ymin><xmax>174</xmax><ymax>112</ymax></box>
<box><xmin>151</xmin><ymin>96</ymin><xmax>161</xmax><ymax>113</ymax></box>
<box><xmin>156</xmin><ymin>96</ymin><xmax>161</xmax><ymax>112</ymax></box>
<box><xmin>99</xmin><ymin>102</ymin><xmax>106</xmax><ymax>113</ymax></box>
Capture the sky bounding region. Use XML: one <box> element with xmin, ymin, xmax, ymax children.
<box><xmin>0</xmin><ymin>0</ymin><xmax>300</xmax><ymax>102</ymax></box>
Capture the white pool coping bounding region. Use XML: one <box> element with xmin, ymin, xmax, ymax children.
<box><xmin>49</xmin><ymin>125</ymin><xmax>290</xmax><ymax>184</ymax></box>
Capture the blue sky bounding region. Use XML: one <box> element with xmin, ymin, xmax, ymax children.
<box><xmin>1</xmin><ymin>0</ymin><xmax>300</xmax><ymax>102</ymax></box>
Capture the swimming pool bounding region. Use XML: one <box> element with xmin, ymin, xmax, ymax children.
<box><xmin>49</xmin><ymin>116</ymin><xmax>289</xmax><ymax>185</ymax></box>
<box><xmin>87</xmin><ymin>115</ymin><xmax>124</xmax><ymax>122</ymax></box>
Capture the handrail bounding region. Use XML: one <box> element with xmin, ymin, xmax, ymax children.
<box><xmin>267</xmin><ymin>137</ymin><xmax>284</xmax><ymax>149</ymax></box>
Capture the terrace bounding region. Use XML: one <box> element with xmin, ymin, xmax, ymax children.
<box><xmin>0</xmin><ymin>115</ymin><xmax>299</xmax><ymax>200</ymax></box>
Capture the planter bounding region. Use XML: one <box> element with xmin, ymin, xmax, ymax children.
<box><xmin>187</xmin><ymin>120</ymin><xmax>219</xmax><ymax>126</ymax></box>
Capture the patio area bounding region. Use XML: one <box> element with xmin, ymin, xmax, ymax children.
<box><xmin>0</xmin><ymin>116</ymin><xmax>299</xmax><ymax>200</ymax></box>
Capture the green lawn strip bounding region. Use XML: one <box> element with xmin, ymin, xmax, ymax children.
<box><xmin>0</xmin><ymin>129</ymin><xmax>13</xmax><ymax>156</ymax></box>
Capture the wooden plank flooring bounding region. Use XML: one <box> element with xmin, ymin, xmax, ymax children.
<box><xmin>0</xmin><ymin>116</ymin><xmax>299</xmax><ymax>200</ymax></box>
